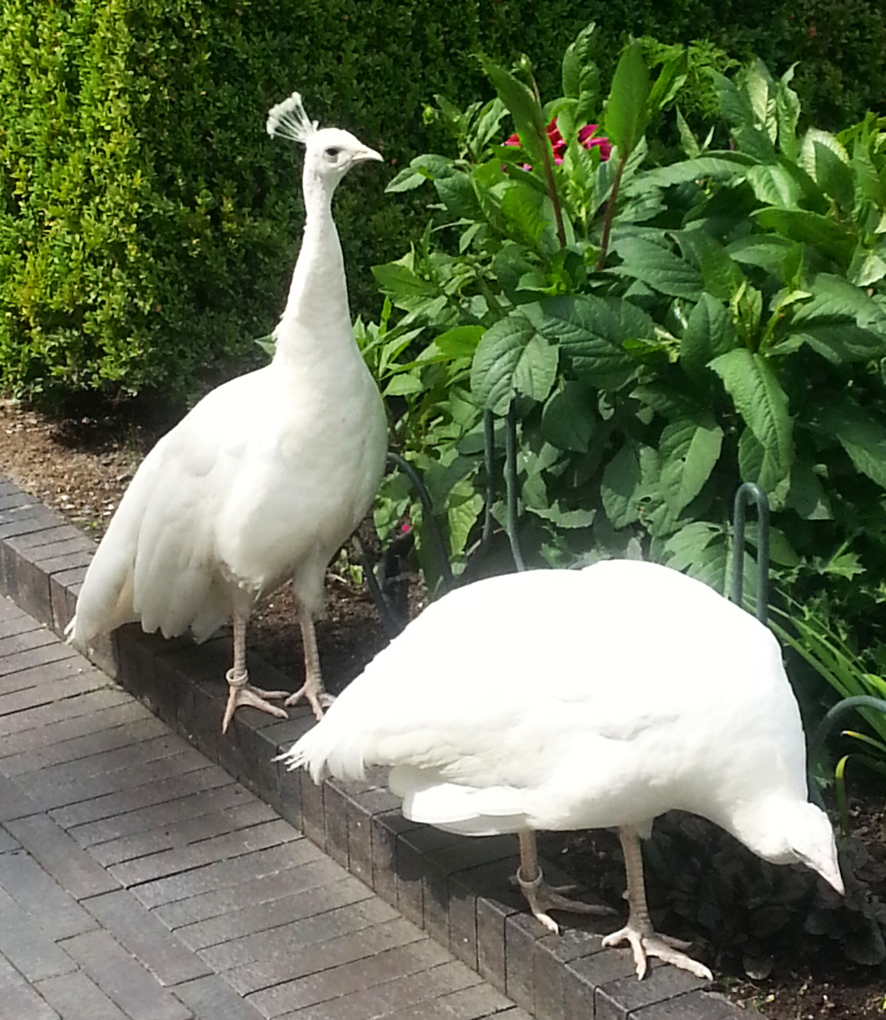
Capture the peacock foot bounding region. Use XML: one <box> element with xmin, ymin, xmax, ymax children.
<box><xmin>515</xmin><ymin>868</ymin><xmax>616</xmax><ymax>935</ymax></box>
<box><xmin>602</xmin><ymin>921</ymin><xmax>712</xmax><ymax>981</ymax></box>
<box><xmin>222</xmin><ymin>669</ymin><xmax>289</xmax><ymax>733</ymax></box>
<box><xmin>284</xmin><ymin>682</ymin><xmax>335</xmax><ymax>721</ymax></box>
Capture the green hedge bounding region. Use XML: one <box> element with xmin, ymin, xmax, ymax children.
<box><xmin>1</xmin><ymin>0</ymin><xmax>883</xmax><ymax>406</ymax></box>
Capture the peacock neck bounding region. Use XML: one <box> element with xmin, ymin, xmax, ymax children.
<box><xmin>273</xmin><ymin>170</ymin><xmax>354</xmax><ymax>367</ymax></box>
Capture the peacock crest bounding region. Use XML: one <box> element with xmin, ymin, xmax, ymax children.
<box><xmin>266</xmin><ymin>91</ymin><xmax>319</xmax><ymax>144</ymax></box>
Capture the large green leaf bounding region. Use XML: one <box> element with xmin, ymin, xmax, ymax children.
<box><xmin>470</xmin><ymin>313</ymin><xmax>557</xmax><ymax>413</ymax></box>
<box><xmin>527</xmin><ymin>294</ymin><xmax>651</xmax><ymax>390</ymax></box>
<box><xmin>786</xmin><ymin>273</ymin><xmax>886</xmax><ymax>362</ymax></box>
<box><xmin>541</xmin><ymin>382</ymin><xmax>597</xmax><ymax>452</ymax></box>
<box><xmin>800</xmin><ymin>128</ymin><xmax>854</xmax><ymax>210</ymax></box>
<box><xmin>753</xmin><ymin>208</ymin><xmax>854</xmax><ymax>265</ymax></box>
<box><xmin>710</xmin><ymin>348</ymin><xmax>793</xmax><ymax>485</ymax></box>
<box><xmin>479</xmin><ymin>56</ymin><xmax>547</xmax><ymax>171</ymax></box>
<box><xmin>680</xmin><ymin>294</ymin><xmax>738</xmax><ymax>377</ymax></box>
<box><xmin>601</xmin><ymin>443</ymin><xmax>642</xmax><ymax>527</ymax></box>
<box><xmin>604</xmin><ymin>42</ymin><xmax>649</xmax><ymax>158</ymax></box>
<box><xmin>659</xmin><ymin>417</ymin><xmax>724</xmax><ymax>514</ymax></box>
<box><xmin>609</xmin><ymin>236</ymin><xmax>703</xmax><ymax>299</ymax></box>
<box><xmin>676</xmin><ymin>230</ymin><xmax>745</xmax><ymax>300</ymax></box>
<box><xmin>643</xmin><ymin>152</ymin><xmax>754</xmax><ymax>188</ymax></box>
<box><xmin>816</xmin><ymin>397</ymin><xmax>886</xmax><ymax>490</ymax></box>
<box><xmin>746</xmin><ymin>164</ymin><xmax>802</xmax><ymax>208</ymax></box>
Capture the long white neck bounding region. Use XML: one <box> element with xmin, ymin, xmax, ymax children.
<box><xmin>272</xmin><ymin>164</ymin><xmax>354</xmax><ymax>367</ymax></box>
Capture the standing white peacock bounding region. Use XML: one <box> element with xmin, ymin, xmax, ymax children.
<box><xmin>281</xmin><ymin>559</ymin><xmax>844</xmax><ymax>980</ymax></box>
<box><xmin>67</xmin><ymin>93</ymin><xmax>388</xmax><ymax>732</ymax></box>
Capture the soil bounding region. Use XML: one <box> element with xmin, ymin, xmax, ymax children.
<box><xmin>0</xmin><ymin>397</ymin><xmax>883</xmax><ymax>1020</ymax></box>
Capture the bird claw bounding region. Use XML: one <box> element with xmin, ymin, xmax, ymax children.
<box><xmin>284</xmin><ymin>684</ymin><xmax>335</xmax><ymax>721</ymax></box>
<box><xmin>602</xmin><ymin>924</ymin><xmax>712</xmax><ymax>982</ymax></box>
<box><xmin>221</xmin><ymin>682</ymin><xmax>289</xmax><ymax>733</ymax></box>
<box><xmin>515</xmin><ymin>869</ymin><xmax>615</xmax><ymax>935</ymax></box>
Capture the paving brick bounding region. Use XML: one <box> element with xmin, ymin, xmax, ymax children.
<box><xmin>1</xmin><ymin>713</ymin><xmax>168</xmax><ymax>776</ymax></box>
<box><xmin>595</xmin><ymin>961</ymin><xmax>708</xmax><ymax>1020</ymax></box>
<box><xmin>0</xmin><ymin>640</ymin><xmax>78</xmax><ymax>679</ymax></box>
<box><xmin>49</xmin><ymin>565</ymin><xmax>87</xmax><ymax>635</ymax></box>
<box><xmin>0</xmin><ymin>662</ymin><xmax>110</xmax><ymax>721</ymax></box>
<box><xmin>250</xmin><ymin>935</ymin><xmax>451</xmax><ymax>1017</ymax></box>
<box><xmin>277</xmin><ymin>959</ymin><xmax>483</xmax><ymax>1020</ymax></box>
<box><xmin>383</xmin><ymin>983</ymin><xmax>518</xmax><ymax>1020</ymax></box>
<box><xmin>177</xmin><ymin>874</ymin><xmax>373</xmax><ymax>951</ymax></box>
<box><xmin>5</xmin><ymin>555</ymin><xmax>52</xmax><ymax>623</ymax></box>
<box><xmin>0</xmin><ymin>773</ymin><xmax>40</xmax><ymax>822</ymax></box>
<box><xmin>298</xmin><ymin>764</ymin><xmax>326</xmax><ymax>848</ymax></box>
<box><xmin>0</xmin><ymin>848</ymin><xmax>98</xmax><ymax>940</ymax></box>
<box><xmin>4</xmin><ymin>813</ymin><xmax>120</xmax><ymax>899</ymax></box>
<box><xmin>532</xmin><ymin>929</ymin><xmax>602</xmax><ymax>1020</ymax></box>
<box><xmin>69</xmin><ymin>780</ymin><xmax>246</xmax><ymax>848</ymax></box>
<box><xmin>131</xmin><ymin>840</ymin><xmax>321</xmax><ymax>909</ymax></box>
<box><xmin>0</xmin><ymin>504</ymin><xmax>62</xmax><ymax>542</ymax></box>
<box><xmin>198</xmin><ymin>894</ymin><xmax>400</xmax><ymax>972</ymax></box>
<box><xmin>504</xmin><ymin>910</ymin><xmax>549</xmax><ymax>1013</ymax></box>
<box><xmin>630</xmin><ymin>990</ymin><xmax>751</xmax><ymax>1020</ymax></box>
<box><xmin>60</xmin><ymin>929</ymin><xmax>192</xmax><ymax>1020</ymax></box>
<box><xmin>371</xmin><ymin>810</ymin><xmax>424</xmax><ymax>907</ymax></box>
<box><xmin>0</xmin><ymin>684</ymin><xmax>130</xmax><ymax>739</ymax></box>
<box><xmin>229</xmin><ymin>915</ymin><xmax>428</xmax><ymax>997</ymax></box>
<box><xmin>35</xmin><ymin>969</ymin><xmax>130</xmax><ymax>1020</ymax></box>
<box><xmin>50</xmin><ymin>763</ymin><xmax>233</xmax><ymax>829</ymax></box>
<box><xmin>323</xmin><ymin>778</ymin><xmax>350</xmax><ymax>867</ymax></box>
<box><xmin>0</xmin><ymin>886</ymin><xmax>78</xmax><ymax>981</ymax></box>
<box><xmin>0</xmin><ymin>827</ymin><xmax>19</xmax><ymax>852</ymax></box>
<box><xmin>0</xmin><ymin>605</ymin><xmax>42</xmax><ymax>641</ymax></box>
<box><xmin>0</xmin><ymin>624</ymin><xmax>57</xmax><ymax>658</ymax></box>
<box><xmin>27</xmin><ymin>535</ymin><xmax>95</xmax><ymax>563</ymax></box>
<box><xmin>82</xmin><ymin>889</ymin><xmax>212</xmax><ymax>987</ymax></box>
<box><xmin>5</xmin><ymin>525</ymin><xmax>82</xmax><ymax>554</ymax></box>
<box><xmin>0</xmin><ymin>953</ymin><xmax>59</xmax><ymax>1020</ymax></box>
<box><xmin>173</xmin><ymin>974</ymin><xmax>267</xmax><ymax>1020</ymax></box>
<box><xmin>0</xmin><ymin>491</ymin><xmax>36</xmax><ymax>512</ymax></box>
<box><xmin>0</xmin><ymin>698</ymin><xmax>151</xmax><ymax>762</ymax></box>
<box><xmin>152</xmin><ymin>855</ymin><xmax>346</xmax><ymax>930</ymax></box>
<box><xmin>563</xmin><ymin>948</ymin><xmax>638</xmax><ymax>1017</ymax></box>
<box><xmin>109</xmin><ymin>818</ymin><xmax>298</xmax><ymax>887</ymax></box>
<box><xmin>90</xmin><ymin>797</ymin><xmax>278</xmax><ymax>867</ymax></box>
<box><xmin>18</xmin><ymin>745</ymin><xmax>209</xmax><ymax>812</ymax></box>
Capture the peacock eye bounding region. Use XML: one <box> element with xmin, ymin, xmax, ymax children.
<box><xmin>325</xmin><ymin>146</ymin><xmax>341</xmax><ymax>158</ymax></box>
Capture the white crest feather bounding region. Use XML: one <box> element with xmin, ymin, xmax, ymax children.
<box><xmin>266</xmin><ymin>91</ymin><xmax>319</xmax><ymax>143</ymax></box>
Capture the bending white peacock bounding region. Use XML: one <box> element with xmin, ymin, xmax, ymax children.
<box><xmin>67</xmin><ymin>93</ymin><xmax>388</xmax><ymax>733</ymax></box>
<box><xmin>281</xmin><ymin>559</ymin><xmax>844</xmax><ymax>980</ymax></box>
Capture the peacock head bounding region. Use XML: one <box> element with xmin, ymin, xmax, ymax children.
<box><xmin>744</xmin><ymin>797</ymin><xmax>844</xmax><ymax>895</ymax></box>
<box><xmin>267</xmin><ymin>92</ymin><xmax>382</xmax><ymax>186</ymax></box>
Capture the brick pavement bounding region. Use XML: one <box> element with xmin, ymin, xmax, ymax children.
<box><xmin>0</xmin><ymin>476</ymin><xmax>764</xmax><ymax>1020</ymax></box>
<box><xmin>0</xmin><ymin>596</ymin><xmax>530</xmax><ymax>1020</ymax></box>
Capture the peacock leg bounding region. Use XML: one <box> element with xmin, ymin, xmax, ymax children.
<box><xmin>284</xmin><ymin>601</ymin><xmax>334</xmax><ymax>720</ymax></box>
<box><xmin>602</xmin><ymin>826</ymin><xmax>713</xmax><ymax>980</ymax></box>
<box><xmin>515</xmin><ymin>829</ymin><xmax>614</xmax><ymax>935</ymax></box>
<box><xmin>222</xmin><ymin>612</ymin><xmax>289</xmax><ymax>733</ymax></box>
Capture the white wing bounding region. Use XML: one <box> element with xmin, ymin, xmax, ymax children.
<box><xmin>283</xmin><ymin>561</ymin><xmax>805</xmax><ymax>833</ymax></box>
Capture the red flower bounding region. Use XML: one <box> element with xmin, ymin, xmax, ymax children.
<box><xmin>578</xmin><ymin>123</ymin><xmax>612</xmax><ymax>161</ymax></box>
<box><xmin>504</xmin><ymin>119</ymin><xmax>611</xmax><ymax>167</ymax></box>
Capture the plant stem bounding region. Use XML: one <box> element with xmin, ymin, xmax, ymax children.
<box><xmin>595</xmin><ymin>154</ymin><xmax>626</xmax><ymax>271</ymax></box>
<box><xmin>529</xmin><ymin>71</ymin><xmax>566</xmax><ymax>250</ymax></box>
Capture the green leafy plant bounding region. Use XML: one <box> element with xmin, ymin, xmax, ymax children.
<box><xmin>365</xmin><ymin>28</ymin><xmax>886</xmax><ymax>670</ymax></box>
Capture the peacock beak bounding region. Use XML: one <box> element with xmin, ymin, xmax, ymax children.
<box><xmin>354</xmin><ymin>146</ymin><xmax>383</xmax><ymax>164</ymax></box>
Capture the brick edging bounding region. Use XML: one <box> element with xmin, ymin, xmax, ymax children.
<box><xmin>0</xmin><ymin>475</ymin><xmax>765</xmax><ymax>1020</ymax></box>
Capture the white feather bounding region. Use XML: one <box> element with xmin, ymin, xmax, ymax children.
<box><xmin>282</xmin><ymin>561</ymin><xmax>842</xmax><ymax>891</ymax></box>
<box><xmin>68</xmin><ymin>95</ymin><xmax>387</xmax><ymax>672</ymax></box>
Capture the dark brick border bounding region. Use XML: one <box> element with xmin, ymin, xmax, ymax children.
<box><xmin>0</xmin><ymin>475</ymin><xmax>766</xmax><ymax>1020</ymax></box>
